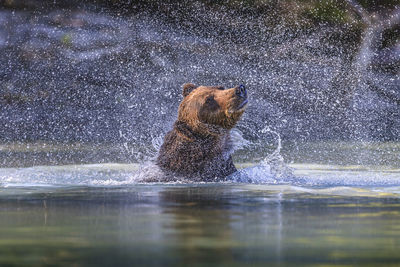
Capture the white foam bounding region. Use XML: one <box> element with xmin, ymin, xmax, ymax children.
<box><xmin>0</xmin><ymin>162</ymin><xmax>399</xmax><ymax>188</ymax></box>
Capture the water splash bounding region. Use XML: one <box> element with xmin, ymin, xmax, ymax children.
<box><xmin>229</xmin><ymin>125</ymin><xmax>296</xmax><ymax>184</ymax></box>
<box><xmin>117</xmin><ymin>123</ymin><xmax>294</xmax><ymax>184</ymax></box>
<box><xmin>259</xmin><ymin>126</ymin><xmax>294</xmax><ymax>179</ymax></box>
<box><xmin>1</xmin><ymin>2</ymin><xmax>399</xmax><ymax>145</ymax></box>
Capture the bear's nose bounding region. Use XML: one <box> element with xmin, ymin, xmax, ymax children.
<box><xmin>235</xmin><ymin>84</ymin><xmax>247</xmax><ymax>98</ymax></box>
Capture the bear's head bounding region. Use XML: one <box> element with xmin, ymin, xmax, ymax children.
<box><xmin>177</xmin><ymin>83</ymin><xmax>248</xmax><ymax>136</ymax></box>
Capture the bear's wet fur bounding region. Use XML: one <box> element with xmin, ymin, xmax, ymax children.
<box><xmin>157</xmin><ymin>83</ymin><xmax>248</xmax><ymax>181</ymax></box>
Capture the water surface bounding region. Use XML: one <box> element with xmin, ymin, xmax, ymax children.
<box><xmin>1</xmin><ymin>163</ymin><xmax>400</xmax><ymax>266</ymax></box>
<box><xmin>1</xmin><ymin>141</ymin><xmax>400</xmax><ymax>266</ymax></box>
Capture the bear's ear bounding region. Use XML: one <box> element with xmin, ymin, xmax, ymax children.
<box><xmin>182</xmin><ymin>83</ymin><xmax>197</xmax><ymax>97</ymax></box>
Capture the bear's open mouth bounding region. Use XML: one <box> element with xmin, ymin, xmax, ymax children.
<box><xmin>236</xmin><ymin>98</ymin><xmax>248</xmax><ymax>110</ymax></box>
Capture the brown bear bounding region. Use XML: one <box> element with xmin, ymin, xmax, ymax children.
<box><xmin>156</xmin><ymin>83</ymin><xmax>248</xmax><ymax>181</ymax></box>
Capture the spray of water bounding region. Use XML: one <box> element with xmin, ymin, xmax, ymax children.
<box><xmin>126</xmin><ymin>121</ymin><xmax>295</xmax><ymax>184</ymax></box>
<box><xmin>260</xmin><ymin>126</ymin><xmax>294</xmax><ymax>179</ymax></box>
<box><xmin>228</xmin><ymin>124</ymin><xmax>296</xmax><ymax>184</ymax></box>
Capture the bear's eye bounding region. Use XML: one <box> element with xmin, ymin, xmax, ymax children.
<box><xmin>204</xmin><ymin>96</ymin><xmax>218</xmax><ymax>109</ymax></box>
<box><xmin>205</xmin><ymin>97</ymin><xmax>214</xmax><ymax>104</ymax></box>
<box><xmin>217</xmin><ymin>86</ymin><xmax>224</xmax><ymax>90</ymax></box>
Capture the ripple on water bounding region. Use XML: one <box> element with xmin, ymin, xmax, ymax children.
<box><xmin>0</xmin><ymin>163</ymin><xmax>399</xmax><ymax>198</ymax></box>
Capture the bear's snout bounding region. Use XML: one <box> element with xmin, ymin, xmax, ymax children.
<box><xmin>235</xmin><ymin>84</ymin><xmax>247</xmax><ymax>98</ymax></box>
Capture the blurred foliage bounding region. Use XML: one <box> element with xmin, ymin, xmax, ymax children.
<box><xmin>2</xmin><ymin>0</ymin><xmax>398</xmax><ymax>26</ymax></box>
<box><xmin>100</xmin><ymin>0</ymin><xmax>399</xmax><ymax>26</ymax></box>
<box><xmin>357</xmin><ymin>0</ymin><xmax>400</xmax><ymax>11</ymax></box>
<box><xmin>305</xmin><ymin>1</ymin><xmax>349</xmax><ymax>24</ymax></box>
<box><xmin>61</xmin><ymin>33</ymin><xmax>73</xmax><ymax>47</ymax></box>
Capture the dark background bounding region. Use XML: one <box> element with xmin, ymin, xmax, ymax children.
<box><xmin>0</xmin><ymin>0</ymin><xmax>399</xmax><ymax>146</ymax></box>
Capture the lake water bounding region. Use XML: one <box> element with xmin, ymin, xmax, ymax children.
<box><xmin>1</xmin><ymin>157</ymin><xmax>399</xmax><ymax>266</ymax></box>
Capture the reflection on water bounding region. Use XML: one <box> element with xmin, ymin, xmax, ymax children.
<box><xmin>0</xmin><ymin>185</ymin><xmax>399</xmax><ymax>266</ymax></box>
<box><xmin>1</xmin><ymin>141</ymin><xmax>400</xmax><ymax>265</ymax></box>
